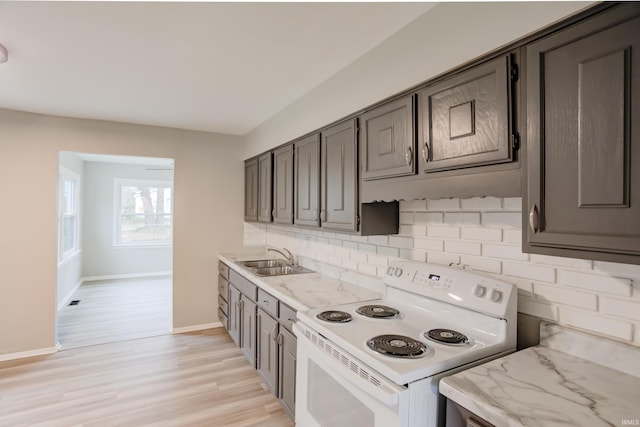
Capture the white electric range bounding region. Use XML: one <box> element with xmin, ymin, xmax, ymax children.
<box><xmin>293</xmin><ymin>260</ymin><xmax>517</xmax><ymax>427</ymax></box>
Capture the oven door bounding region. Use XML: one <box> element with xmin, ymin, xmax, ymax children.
<box><xmin>294</xmin><ymin>322</ymin><xmax>410</xmax><ymax>427</ymax></box>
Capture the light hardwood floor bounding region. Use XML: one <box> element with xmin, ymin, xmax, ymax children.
<box><xmin>57</xmin><ymin>277</ymin><xmax>173</xmax><ymax>350</ymax></box>
<box><xmin>0</xmin><ymin>328</ymin><xmax>294</xmax><ymax>426</ymax></box>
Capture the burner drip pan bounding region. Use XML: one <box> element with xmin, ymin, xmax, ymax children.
<box><xmin>367</xmin><ymin>334</ymin><xmax>428</xmax><ymax>358</ymax></box>
<box><xmin>425</xmin><ymin>329</ymin><xmax>469</xmax><ymax>345</ymax></box>
<box><xmin>356</xmin><ymin>305</ymin><xmax>400</xmax><ymax>319</ymax></box>
<box><xmin>317</xmin><ymin>310</ymin><xmax>352</xmax><ymax>323</ymax></box>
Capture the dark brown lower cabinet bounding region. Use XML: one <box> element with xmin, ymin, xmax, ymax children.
<box><xmin>257</xmin><ymin>308</ymin><xmax>279</xmax><ymax>393</ymax></box>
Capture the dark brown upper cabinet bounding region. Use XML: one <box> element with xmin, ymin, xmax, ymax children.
<box><xmin>273</xmin><ymin>144</ymin><xmax>294</xmax><ymax>224</ymax></box>
<box><xmin>524</xmin><ymin>3</ymin><xmax>640</xmax><ymax>264</ymax></box>
<box><xmin>244</xmin><ymin>157</ymin><xmax>259</xmax><ymax>222</ymax></box>
<box><xmin>321</xmin><ymin>119</ymin><xmax>359</xmax><ymax>232</ymax></box>
<box><xmin>294</xmin><ymin>134</ymin><xmax>320</xmax><ymax>228</ymax></box>
<box><xmin>257</xmin><ymin>152</ymin><xmax>273</xmax><ymax>223</ymax></box>
<box><xmin>419</xmin><ymin>54</ymin><xmax>514</xmax><ymax>172</ymax></box>
<box><xmin>360</xmin><ymin>95</ymin><xmax>416</xmax><ymax>180</ymax></box>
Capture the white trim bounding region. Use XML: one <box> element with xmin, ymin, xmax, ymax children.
<box><xmin>172</xmin><ymin>322</ymin><xmax>222</xmax><ymax>334</ymax></box>
<box><xmin>82</xmin><ymin>271</ymin><xmax>172</xmax><ymax>283</ymax></box>
<box><xmin>57</xmin><ymin>278</ymin><xmax>84</xmax><ymax>312</ymax></box>
<box><xmin>0</xmin><ymin>347</ymin><xmax>57</xmax><ymax>363</ymax></box>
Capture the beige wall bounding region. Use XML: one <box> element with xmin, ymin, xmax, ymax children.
<box><xmin>243</xmin><ymin>1</ymin><xmax>593</xmax><ymax>157</ymax></box>
<box><xmin>0</xmin><ymin>108</ymin><xmax>245</xmax><ymax>356</ymax></box>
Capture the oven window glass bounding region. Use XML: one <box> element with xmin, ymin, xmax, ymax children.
<box><xmin>307</xmin><ymin>359</ymin><xmax>374</xmax><ymax>427</ymax></box>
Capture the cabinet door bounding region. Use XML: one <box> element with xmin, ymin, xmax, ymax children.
<box><xmin>240</xmin><ymin>296</ymin><xmax>257</xmax><ymax>367</ymax></box>
<box><xmin>257</xmin><ymin>152</ymin><xmax>273</xmax><ymax>223</ymax></box>
<box><xmin>273</xmin><ymin>144</ymin><xmax>294</xmax><ymax>224</ymax></box>
<box><xmin>278</xmin><ymin>327</ymin><xmax>297</xmax><ymax>419</ymax></box>
<box><xmin>244</xmin><ymin>158</ymin><xmax>258</xmax><ymax>222</ymax></box>
<box><xmin>294</xmin><ymin>134</ymin><xmax>320</xmax><ymax>227</ymax></box>
<box><xmin>419</xmin><ymin>54</ymin><xmax>513</xmax><ymax>172</ymax></box>
<box><xmin>227</xmin><ymin>285</ymin><xmax>241</xmax><ymax>346</ymax></box>
<box><xmin>525</xmin><ymin>5</ymin><xmax>640</xmax><ymax>262</ymax></box>
<box><xmin>257</xmin><ymin>308</ymin><xmax>279</xmax><ymax>394</ymax></box>
<box><xmin>360</xmin><ymin>96</ymin><xmax>415</xmax><ymax>180</ymax></box>
<box><xmin>321</xmin><ymin>119</ymin><xmax>359</xmax><ymax>232</ymax></box>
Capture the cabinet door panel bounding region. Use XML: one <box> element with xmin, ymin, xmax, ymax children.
<box><xmin>294</xmin><ymin>134</ymin><xmax>320</xmax><ymax>227</ymax></box>
<box><xmin>321</xmin><ymin>119</ymin><xmax>358</xmax><ymax>231</ymax></box>
<box><xmin>273</xmin><ymin>145</ymin><xmax>294</xmax><ymax>224</ymax></box>
<box><xmin>244</xmin><ymin>158</ymin><xmax>258</xmax><ymax>222</ymax></box>
<box><xmin>240</xmin><ymin>296</ymin><xmax>256</xmax><ymax>367</ymax></box>
<box><xmin>420</xmin><ymin>55</ymin><xmax>511</xmax><ymax>172</ymax></box>
<box><xmin>361</xmin><ymin>96</ymin><xmax>415</xmax><ymax>180</ymax></box>
<box><xmin>526</xmin><ymin>7</ymin><xmax>640</xmax><ymax>259</ymax></box>
<box><xmin>227</xmin><ymin>285</ymin><xmax>241</xmax><ymax>346</ymax></box>
<box><xmin>257</xmin><ymin>309</ymin><xmax>279</xmax><ymax>394</ymax></box>
<box><xmin>278</xmin><ymin>327</ymin><xmax>297</xmax><ymax>419</ymax></box>
<box><xmin>257</xmin><ymin>153</ymin><xmax>272</xmax><ymax>223</ymax></box>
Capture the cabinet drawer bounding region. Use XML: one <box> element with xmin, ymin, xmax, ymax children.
<box><xmin>279</xmin><ymin>303</ymin><xmax>297</xmax><ymax>333</ymax></box>
<box><xmin>258</xmin><ymin>288</ymin><xmax>279</xmax><ymax>318</ymax></box>
<box><xmin>218</xmin><ymin>275</ymin><xmax>229</xmax><ymax>301</ymax></box>
<box><xmin>218</xmin><ymin>307</ymin><xmax>228</xmax><ymax>328</ymax></box>
<box><xmin>218</xmin><ymin>261</ymin><xmax>229</xmax><ymax>280</ymax></box>
<box><xmin>218</xmin><ymin>294</ymin><xmax>229</xmax><ymax>316</ymax></box>
<box><xmin>229</xmin><ymin>270</ymin><xmax>258</xmax><ymax>301</ymax></box>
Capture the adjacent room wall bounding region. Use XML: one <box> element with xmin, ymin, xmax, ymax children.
<box><xmin>0</xmin><ymin>108</ymin><xmax>245</xmax><ymax>358</ymax></box>
<box><xmin>82</xmin><ymin>161</ymin><xmax>172</xmax><ymax>278</ymax></box>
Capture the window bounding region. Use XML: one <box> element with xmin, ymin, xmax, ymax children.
<box><xmin>115</xmin><ymin>179</ymin><xmax>172</xmax><ymax>246</ymax></box>
<box><xmin>59</xmin><ymin>167</ymin><xmax>80</xmax><ymax>262</ymax></box>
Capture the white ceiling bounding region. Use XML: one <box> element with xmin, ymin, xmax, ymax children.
<box><xmin>0</xmin><ymin>2</ymin><xmax>435</xmax><ymax>136</ymax></box>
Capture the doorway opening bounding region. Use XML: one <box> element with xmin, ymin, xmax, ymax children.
<box><xmin>55</xmin><ymin>152</ymin><xmax>174</xmax><ymax>350</ymax></box>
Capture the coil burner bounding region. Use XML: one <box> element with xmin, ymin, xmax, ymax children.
<box><xmin>367</xmin><ymin>334</ymin><xmax>428</xmax><ymax>358</ymax></box>
<box><xmin>356</xmin><ymin>305</ymin><xmax>400</xmax><ymax>319</ymax></box>
<box><xmin>425</xmin><ymin>329</ymin><xmax>469</xmax><ymax>345</ymax></box>
<box><xmin>316</xmin><ymin>310</ymin><xmax>353</xmax><ymax>323</ymax></box>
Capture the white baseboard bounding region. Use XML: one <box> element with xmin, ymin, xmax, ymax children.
<box><xmin>82</xmin><ymin>271</ymin><xmax>172</xmax><ymax>283</ymax></box>
<box><xmin>172</xmin><ymin>322</ymin><xmax>222</xmax><ymax>334</ymax></box>
<box><xmin>0</xmin><ymin>347</ymin><xmax>57</xmax><ymax>363</ymax></box>
<box><xmin>57</xmin><ymin>279</ymin><xmax>83</xmax><ymax>312</ymax></box>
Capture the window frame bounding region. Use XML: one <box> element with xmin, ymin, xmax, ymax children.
<box><xmin>113</xmin><ymin>178</ymin><xmax>173</xmax><ymax>248</ymax></box>
<box><xmin>58</xmin><ymin>166</ymin><xmax>80</xmax><ymax>263</ymax></box>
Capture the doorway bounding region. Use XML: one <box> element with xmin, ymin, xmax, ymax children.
<box><xmin>55</xmin><ymin>152</ymin><xmax>174</xmax><ymax>349</ymax></box>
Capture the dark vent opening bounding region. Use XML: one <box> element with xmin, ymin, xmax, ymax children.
<box><xmin>69</xmin><ymin>300</ymin><xmax>80</xmax><ymax>306</ymax></box>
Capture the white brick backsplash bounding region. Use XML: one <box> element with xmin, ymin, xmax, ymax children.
<box><xmin>460</xmin><ymin>197</ymin><xmax>502</xmax><ymax>210</ymax></box>
<box><xmin>357</xmin><ymin>263</ymin><xmax>378</xmax><ymax>277</ymax></box>
<box><xmin>593</xmin><ymin>261</ymin><xmax>640</xmax><ymax>279</ymax></box>
<box><xmin>460</xmin><ymin>255</ymin><xmax>502</xmax><ymax>274</ymax></box>
<box><xmin>399</xmin><ymin>249</ymin><xmax>426</xmax><ymax>261</ymax></box>
<box><xmin>414</xmin><ymin>212</ymin><xmax>443</xmax><ymax>224</ymax></box>
<box><xmin>329</xmin><ymin>238</ymin><xmax>343</xmax><ymax>247</ymax></box>
<box><xmin>368</xmin><ymin>235</ymin><xmax>388</xmax><ymax>246</ymax></box>
<box><xmin>327</xmin><ymin>255</ymin><xmax>342</xmax><ymax>266</ymax></box>
<box><xmin>427</xmin><ymin>198</ymin><xmax>460</xmax><ymax>211</ymax></box>
<box><xmin>342</xmin><ymin>259</ymin><xmax>358</xmax><ymax>271</ymax></box>
<box><xmin>518</xmin><ymin>296</ymin><xmax>559</xmax><ymax>321</ymax></box>
<box><xmin>388</xmin><ymin>236</ymin><xmax>412</xmax><ymax>249</ymax></box>
<box><xmin>427</xmin><ymin>225</ymin><xmax>460</xmax><ymax>239</ymax></box>
<box><xmin>445</xmin><ymin>240</ymin><xmax>481</xmax><ymax>256</ymax></box>
<box><xmin>343</xmin><ymin>240</ymin><xmax>358</xmax><ymax>250</ymax></box>
<box><xmin>349</xmin><ymin>250</ymin><xmax>367</xmax><ymax>263</ymax></box>
<box><xmin>502</xmin><ymin>197</ymin><xmax>522</xmax><ymax>211</ymax></box>
<box><xmin>558</xmin><ymin>270</ymin><xmax>632</xmax><ymax>296</ymax></box>
<box><xmin>503</xmin><ymin>262</ymin><xmax>556</xmax><ymax>283</ymax></box>
<box><xmin>503</xmin><ymin>229</ymin><xmax>522</xmax><ymax>244</ymax></box>
<box><xmin>530</xmin><ymin>254</ymin><xmax>592</xmax><ymax>269</ymax></box>
<box><xmin>426</xmin><ymin>251</ymin><xmax>460</xmax><ymax>266</ymax></box>
<box><xmin>482</xmin><ymin>243</ymin><xmax>529</xmax><ymax>261</ymax></box>
<box><xmin>444</xmin><ymin>212</ymin><xmax>481</xmax><ymax>225</ymax></box>
<box><xmin>482</xmin><ymin>212</ymin><xmax>521</xmax><ymax>228</ymax></box>
<box><xmin>414</xmin><ymin>238</ymin><xmax>444</xmax><ymax>251</ymax></box>
<box><xmin>461</xmin><ymin>227</ymin><xmax>502</xmax><ymax>242</ymax></box>
<box><xmin>378</xmin><ymin>246</ymin><xmax>400</xmax><ymax>257</ymax></box>
<box><xmin>400</xmin><ymin>199</ymin><xmax>427</xmax><ymax>211</ymax></box>
<box><xmin>600</xmin><ymin>297</ymin><xmax>640</xmax><ymax>321</ymax></box>
<box><xmin>358</xmin><ymin>243</ymin><xmax>377</xmax><ymax>254</ymax></box>
<box><xmin>533</xmin><ymin>283</ymin><xmax>598</xmax><ymax>310</ymax></box>
<box><xmin>334</xmin><ymin>246</ymin><xmax>350</xmax><ymax>258</ymax></box>
<box><xmin>399</xmin><ymin>224</ymin><xmax>427</xmax><ymax>236</ymax></box>
<box><xmin>399</xmin><ymin>212</ymin><xmax>414</xmax><ymax>224</ymax></box>
<box><xmin>368</xmin><ymin>254</ymin><xmax>389</xmax><ymax>267</ymax></box>
<box><xmin>560</xmin><ymin>307</ymin><xmax>634</xmax><ymax>341</ymax></box>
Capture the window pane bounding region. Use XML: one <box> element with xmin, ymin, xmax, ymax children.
<box><xmin>63</xmin><ymin>217</ymin><xmax>75</xmax><ymax>252</ymax></box>
<box><xmin>63</xmin><ymin>179</ymin><xmax>75</xmax><ymax>214</ymax></box>
<box><xmin>119</xmin><ymin>183</ymin><xmax>172</xmax><ymax>244</ymax></box>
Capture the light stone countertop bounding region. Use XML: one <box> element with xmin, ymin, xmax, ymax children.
<box><xmin>439</xmin><ymin>322</ymin><xmax>640</xmax><ymax>427</ymax></box>
<box><xmin>218</xmin><ymin>253</ymin><xmax>383</xmax><ymax>312</ymax></box>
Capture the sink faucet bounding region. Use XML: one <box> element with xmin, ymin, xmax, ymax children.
<box><xmin>268</xmin><ymin>247</ymin><xmax>297</xmax><ymax>266</ymax></box>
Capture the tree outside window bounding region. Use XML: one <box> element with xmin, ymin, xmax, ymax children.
<box><xmin>116</xmin><ymin>180</ymin><xmax>172</xmax><ymax>245</ymax></box>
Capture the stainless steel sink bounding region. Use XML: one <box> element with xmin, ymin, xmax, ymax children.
<box><xmin>251</xmin><ymin>265</ymin><xmax>314</xmax><ymax>276</ymax></box>
<box><xmin>240</xmin><ymin>259</ymin><xmax>288</xmax><ymax>268</ymax></box>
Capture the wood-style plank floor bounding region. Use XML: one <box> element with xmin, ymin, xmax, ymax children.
<box><xmin>0</xmin><ymin>328</ymin><xmax>294</xmax><ymax>427</ymax></box>
<box><xmin>57</xmin><ymin>277</ymin><xmax>173</xmax><ymax>350</ymax></box>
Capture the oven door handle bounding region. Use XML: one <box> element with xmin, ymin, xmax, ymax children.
<box><xmin>294</xmin><ymin>322</ymin><xmax>406</xmax><ymax>407</ymax></box>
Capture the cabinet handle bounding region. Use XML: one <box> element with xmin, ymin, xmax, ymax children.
<box><xmin>320</xmin><ymin>210</ymin><xmax>326</xmax><ymax>221</ymax></box>
<box><xmin>272</xmin><ymin>325</ymin><xmax>278</xmax><ymax>342</ymax></box>
<box><xmin>405</xmin><ymin>146</ymin><xmax>413</xmax><ymax>167</ymax></box>
<box><xmin>422</xmin><ymin>141</ymin><xmax>430</xmax><ymax>164</ymax></box>
<box><xmin>277</xmin><ymin>332</ymin><xmax>283</xmax><ymax>346</ymax></box>
<box><xmin>272</xmin><ymin>209</ymin><xmax>276</xmax><ymax>217</ymax></box>
<box><xmin>529</xmin><ymin>205</ymin><xmax>539</xmax><ymax>233</ymax></box>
